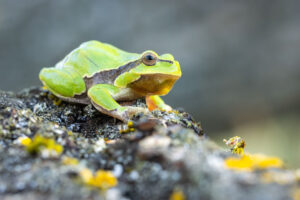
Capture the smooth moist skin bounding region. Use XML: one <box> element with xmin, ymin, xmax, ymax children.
<box><xmin>39</xmin><ymin>40</ymin><xmax>181</xmax><ymax>121</ymax></box>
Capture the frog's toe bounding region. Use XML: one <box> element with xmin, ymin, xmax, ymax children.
<box><xmin>91</xmin><ymin>100</ymin><xmax>150</xmax><ymax>122</ymax></box>
<box><xmin>146</xmin><ymin>95</ymin><xmax>172</xmax><ymax>112</ymax></box>
<box><xmin>123</xmin><ymin>107</ymin><xmax>150</xmax><ymax>119</ymax></box>
<box><xmin>121</xmin><ymin>107</ymin><xmax>151</xmax><ymax>122</ymax></box>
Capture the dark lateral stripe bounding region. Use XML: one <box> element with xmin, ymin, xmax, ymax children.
<box><xmin>83</xmin><ymin>59</ymin><xmax>141</xmax><ymax>88</ymax></box>
<box><xmin>116</xmin><ymin>60</ymin><xmax>141</xmax><ymax>74</ymax></box>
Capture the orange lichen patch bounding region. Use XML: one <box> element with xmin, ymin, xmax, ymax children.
<box><xmin>18</xmin><ymin>136</ymin><xmax>32</xmax><ymax>146</ymax></box>
<box><xmin>223</xmin><ymin>136</ymin><xmax>245</xmax><ymax>155</ymax></box>
<box><xmin>225</xmin><ymin>154</ymin><xmax>283</xmax><ymax>171</ymax></box>
<box><xmin>169</xmin><ymin>188</ymin><xmax>186</xmax><ymax>200</ymax></box>
<box><xmin>25</xmin><ymin>134</ymin><xmax>63</xmax><ymax>158</ymax></box>
<box><xmin>62</xmin><ymin>156</ymin><xmax>79</xmax><ymax>165</ymax></box>
<box><xmin>80</xmin><ymin>168</ymin><xmax>118</xmax><ymax>190</ymax></box>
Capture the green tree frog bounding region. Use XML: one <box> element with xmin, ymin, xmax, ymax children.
<box><xmin>39</xmin><ymin>41</ymin><xmax>181</xmax><ymax>122</ymax></box>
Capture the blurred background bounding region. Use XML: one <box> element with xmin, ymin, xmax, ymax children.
<box><xmin>0</xmin><ymin>0</ymin><xmax>299</xmax><ymax>167</ymax></box>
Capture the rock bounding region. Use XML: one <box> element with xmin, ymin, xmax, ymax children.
<box><xmin>0</xmin><ymin>87</ymin><xmax>297</xmax><ymax>200</ymax></box>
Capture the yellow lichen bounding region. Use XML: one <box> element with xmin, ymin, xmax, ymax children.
<box><xmin>25</xmin><ymin>134</ymin><xmax>63</xmax><ymax>158</ymax></box>
<box><xmin>295</xmin><ymin>169</ymin><xmax>300</xmax><ymax>182</ymax></box>
<box><xmin>53</xmin><ymin>98</ymin><xmax>62</xmax><ymax>106</ymax></box>
<box><xmin>225</xmin><ymin>153</ymin><xmax>283</xmax><ymax>171</ymax></box>
<box><xmin>80</xmin><ymin>168</ymin><xmax>93</xmax><ymax>183</ymax></box>
<box><xmin>18</xmin><ymin>136</ymin><xmax>32</xmax><ymax>146</ymax></box>
<box><xmin>169</xmin><ymin>188</ymin><xmax>186</xmax><ymax>200</ymax></box>
<box><xmin>254</xmin><ymin>154</ymin><xmax>283</xmax><ymax>169</ymax></box>
<box><xmin>223</xmin><ymin>136</ymin><xmax>245</xmax><ymax>155</ymax></box>
<box><xmin>168</xmin><ymin>110</ymin><xmax>180</xmax><ymax>114</ymax></box>
<box><xmin>293</xmin><ymin>187</ymin><xmax>300</xmax><ymax>200</ymax></box>
<box><xmin>42</xmin><ymin>85</ymin><xmax>48</xmax><ymax>90</ymax></box>
<box><xmin>62</xmin><ymin>156</ymin><xmax>79</xmax><ymax>165</ymax></box>
<box><xmin>67</xmin><ymin>131</ymin><xmax>73</xmax><ymax>136</ymax></box>
<box><xmin>127</xmin><ymin>121</ymin><xmax>134</xmax><ymax>127</ymax></box>
<box><xmin>80</xmin><ymin>168</ymin><xmax>118</xmax><ymax>190</ymax></box>
<box><xmin>47</xmin><ymin>93</ymin><xmax>62</xmax><ymax>106</ymax></box>
<box><xmin>119</xmin><ymin>121</ymin><xmax>135</xmax><ymax>133</ymax></box>
<box><xmin>261</xmin><ymin>171</ymin><xmax>295</xmax><ymax>185</ymax></box>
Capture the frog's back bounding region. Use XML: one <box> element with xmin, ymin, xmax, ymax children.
<box><xmin>55</xmin><ymin>41</ymin><xmax>139</xmax><ymax>78</ymax></box>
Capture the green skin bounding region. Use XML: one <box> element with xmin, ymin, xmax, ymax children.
<box><xmin>39</xmin><ymin>41</ymin><xmax>181</xmax><ymax>122</ymax></box>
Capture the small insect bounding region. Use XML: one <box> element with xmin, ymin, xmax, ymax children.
<box><xmin>223</xmin><ymin>136</ymin><xmax>245</xmax><ymax>155</ymax></box>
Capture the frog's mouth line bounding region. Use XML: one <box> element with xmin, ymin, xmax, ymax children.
<box><xmin>128</xmin><ymin>73</ymin><xmax>180</xmax><ymax>96</ymax></box>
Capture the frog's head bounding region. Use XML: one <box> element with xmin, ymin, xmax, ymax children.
<box><xmin>115</xmin><ymin>50</ymin><xmax>181</xmax><ymax>96</ymax></box>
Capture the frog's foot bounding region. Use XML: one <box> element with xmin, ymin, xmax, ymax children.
<box><xmin>91</xmin><ymin>102</ymin><xmax>150</xmax><ymax>122</ymax></box>
<box><xmin>123</xmin><ymin>106</ymin><xmax>150</xmax><ymax>118</ymax></box>
<box><xmin>146</xmin><ymin>95</ymin><xmax>172</xmax><ymax>112</ymax></box>
<box><xmin>88</xmin><ymin>84</ymin><xmax>150</xmax><ymax>122</ymax></box>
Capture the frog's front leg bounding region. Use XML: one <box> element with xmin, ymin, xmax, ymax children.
<box><xmin>146</xmin><ymin>95</ymin><xmax>172</xmax><ymax>112</ymax></box>
<box><xmin>87</xmin><ymin>84</ymin><xmax>149</xmax><ymax>122</ymax></box>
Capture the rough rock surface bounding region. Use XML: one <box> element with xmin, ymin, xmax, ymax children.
<box><xmin>0</xmin><ymin>87</ymin><xmax>298</xmax><ymax>200</ymax></box>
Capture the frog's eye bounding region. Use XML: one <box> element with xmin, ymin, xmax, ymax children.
<box><xmin>142</xmin><ymin>52</ymin><xmax>157</xmax><ymax>66</ymax></box>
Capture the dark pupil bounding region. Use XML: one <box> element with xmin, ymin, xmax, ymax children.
<box><xmin>145</xmin><ymin>54</ymin><xmax>154</xmax><ymax>61</ymax></box>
